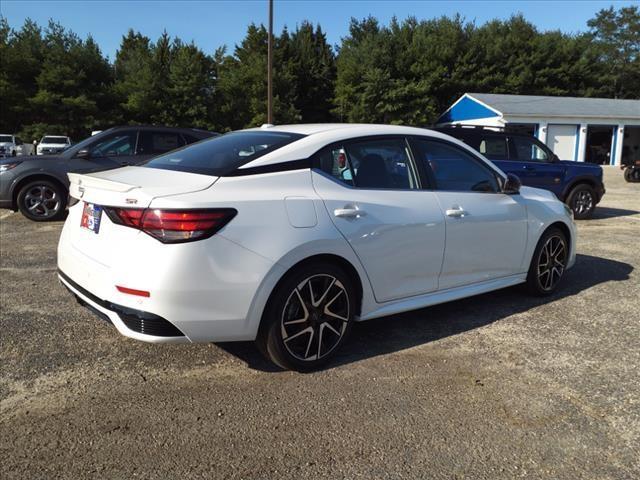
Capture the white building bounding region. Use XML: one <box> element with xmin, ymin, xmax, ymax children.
<box><xmin>437</xmin><ymin>93</ymin><xmax>640</xmax><ymax>166</ymax></box>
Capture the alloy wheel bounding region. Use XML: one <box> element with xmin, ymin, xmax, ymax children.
<box><xmin>23</xmin><ymin>185</ymin><xmax>61</xmax><ymax>218</ymax></box>
<box><xmin>537</xmin><ymin>235</ymin><xmax>567</xmax><ymax>291</ymax></box>
<box><xmin>280</xmin><ymin>274</ymin><xmax>350</xmax><ymax>362</ymax></box>
<box><xmin>573</xmin><ymin>190</ymin><xmax>593</xmax><ymax>216</ymax></box>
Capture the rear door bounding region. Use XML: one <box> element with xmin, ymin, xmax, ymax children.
<box><xmin>312</xmin><ymin>136</ymin><xmax>446</xmax><ymax>303</ymax></box>
<box><xmin>411</xmin><ymin>137</ymin><xmax>528</xmax><ymax>290</ymax></box>
<box><xmin>134</xmin><ymin>130</ymin><xmax>186</xmax><ymax>165</ymax></box>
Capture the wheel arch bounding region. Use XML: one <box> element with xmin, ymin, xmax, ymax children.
<box><xmin>274</xmin><ymin>253</ymin><xmax>364</xmax><ymax>315</ymax></box>
<box><xmin>11</xmin><ymin>173</ymin><xmax>68</xmax><ymax>210</ymax></box>
<box><xmin>546</xmin><ymin>221</ymin><xmax>572</xmax><ymax>258</ymax></box>
<box><xmin>561</xmin><ymin>177</ymin><xmax>597</xmax><ymax>201</ymax></box>
<box><xmin>251</xmin><ymin>251</ymin><xmax>369</xmax><ymax>341</ymax></box>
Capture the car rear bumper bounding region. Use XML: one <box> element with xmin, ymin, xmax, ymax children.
<box><xmin>59</xmin><ymin>269</ymin><xmax>189</xmax><ymax>343</ymax></box>
<box><xmin>57</xmin><ymin>204</ymin><xmax>280</xmax><ymax>343</ymax></box>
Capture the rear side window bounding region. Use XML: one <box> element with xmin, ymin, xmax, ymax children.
<box><xmin>478</xmin><ymin>136</ymin><xmax>508</xmax><ymax>160</ymax></box>
<box><xmin>143</xmin><ymin>131</ymin><xmax>305</xmax><ymax>176</ymax></box>
<box><xmin>183</xmin><ymin>133</ymin><xmax>204</xmax><ymax>145</ymax></box>
<box><xmin>137</xmin><ymin>131</ymin><xmax>184</xmax><ymax>155</ymax></box>
<box><xmin>414</xmin><ymin>139</ymin><xmax>500</xmax><ymax>193</ymax></box>
<box><xmin>317</xmin><ymin>138</ymin><xmax>419</xmax><ymax>190</ymax></box>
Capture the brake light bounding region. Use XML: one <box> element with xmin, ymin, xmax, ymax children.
<box><xmin>104</xmin><ymin>208</ymin><xmax>237</xmax><ymax>243</ymax></box>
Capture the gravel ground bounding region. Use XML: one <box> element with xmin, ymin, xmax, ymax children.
<box><xmin>1</xmin><ymin>167</ymin><xmax>638</xmax><ymax>479</ymax></box>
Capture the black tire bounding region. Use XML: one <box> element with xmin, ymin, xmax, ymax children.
<box><xmin>624</xmin><ymin>167</ymin><xmax>640</xmax><ymax>183</ymax></box>
<box><xmin>566</xmin><ymin>184</ymin><xmax>596</xmax><ymax>220</ymax></box>
<box><xmin>525</xmin><ymin>227</ymin><xmax>568</xmax><ymax>296</ymax></box>
<box><xmin>257</xmin><ymin>262</ymin><xmax>356</xmax><ymax>371</ymax></box>
<box><xmin>11</xmin><ymin>150</ymin><xmax>17</xmax><ymax>157</ymax></box>
<box><xmin>17</xmin><ymin>179</ymin><xmax>67</xmax><ymax>221</ymax></box>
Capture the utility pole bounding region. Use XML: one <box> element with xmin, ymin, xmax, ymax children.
<box><xmin>267</xmin><ymin>0</ymin><xmax>274</xmax><ymax>124</ymax></box>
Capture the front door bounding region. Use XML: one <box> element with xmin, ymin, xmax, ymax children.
<box><xmin>68</xmin><ymin>130</ymin><xmax>139</xmax><ymax>173</ymax></box>
<box><xmin>411</xmin><ymin>138</ymin><xmax>528</xmax><ymax>290</ymax></box>
<box><xmin>504</xmin><ymin>135</ymin><xmax>566</xmax><ymax>196</ymax></box>
<box><xmin>312</xmin><ymin>137</ymin><xmax>446</xmax><ymax>303</ymax></box>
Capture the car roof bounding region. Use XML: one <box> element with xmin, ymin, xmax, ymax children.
<box><xmin>434</xmin><ymin>126</ymin><xmax>535</xmax><ymax>138</ymax></box>
<box><xmin>237</xmin><ymin>123</ymin><xmax>507</xmax><ymax>178</ymax></box>
<box><xmin>245</xmin><ymin>123</ymin><xmax>433</xmax><ymax>136</ymax></box>
<box><xmin>97</xmin><ymin>125</ymin><xmax>217</xmax><ymax>137</ymax></box>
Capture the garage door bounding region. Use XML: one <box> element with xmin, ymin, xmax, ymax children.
<box><xmin>546</xmin><ymin>124</ymin><xmax>578</xmax><ymax>161</ymax></box>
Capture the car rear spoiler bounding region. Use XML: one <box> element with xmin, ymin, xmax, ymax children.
<box><xmin>68</xmin><ymin>172</ymin><xmax>138</xmax><ymax>196</ymax></box>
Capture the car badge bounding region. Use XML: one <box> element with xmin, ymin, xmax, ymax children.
<box><xmin>125</xmin><ymin>198</ymin><xmax>138</xmax><ymax>205</ymax></box>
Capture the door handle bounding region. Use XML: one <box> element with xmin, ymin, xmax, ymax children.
<box><xmin>334</xmin><ymin>206</ymin><xmax>366</xmax><ymax>218</ymax></box>
<box><xmin>446</xmin><ymin>206</ymin><xmax>468</xmax><ymax>218</ymax></box>
<box><xmin>523</xmin><ymin>165</ymin><xmax>536</xmax><ymax>171</ymax></box>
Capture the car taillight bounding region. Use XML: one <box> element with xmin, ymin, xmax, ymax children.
<box><xmin>104</xmin><ymin>208</ymin><xmax>237</xmax><ymax>243</ymax></box>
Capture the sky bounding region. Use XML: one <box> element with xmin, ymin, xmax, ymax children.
<box><xmin>1</xmin><ymin>0</ymin><xmax>636</xmax><ymax>60</ymax></box>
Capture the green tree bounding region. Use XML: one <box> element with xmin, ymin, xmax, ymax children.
<box><xmin>163</xmin><ymin>41</ymin><xmax>215</xmax><ymax>128</ymax></box>
<box><xmin>0</xmin><ymin>18</ymin><xmax>45</xmax><ymax>135</ymax></box>
<box><xmin>587</xmin><ymin>5</ymin><xmax>640</xmax><ymax>98</ymax></box>
<box><xmin>113</xmin><ymin>30</ymin><xmax>155</xmax><ymax>123</ymax></box>
<box><xmin>287</xmin><ymin>22</ymin><xmax>336</xmax><ymax>122</ymax></box>
<box><xmin>26</xmin><ymin>20</ymin><xmax>112</xmax><ymax>138</ymax></box>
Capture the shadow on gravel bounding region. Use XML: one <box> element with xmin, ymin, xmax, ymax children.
<box><xmin>591</xmin><ymin>207</ymin><xmax>640</xmax><ymax>219</ymax></box>
<box><xmin>217</xmin><ymin>253</ymin><xmax>633</xmax><ymax>372</ymax></box>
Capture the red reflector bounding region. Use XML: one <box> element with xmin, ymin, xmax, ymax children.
<box><xmin>116</xmin><ymin>285</ymin><xmax>150</xmax><ymax>297</ymax></box>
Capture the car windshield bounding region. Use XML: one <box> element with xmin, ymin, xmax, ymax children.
<box><xmin>0</xmin><ymin>135</ymin><xmax>12</xmax><ymax>142</ymax></box>
<box><xmin>143</xmin><ymin>131</ymin><xmax>305</xmax><ymax>176</ymax></box>
<box><xmin>41</xmin><ymin>136</ymin><xmax>68</xmax><ymax>144</ymax></box>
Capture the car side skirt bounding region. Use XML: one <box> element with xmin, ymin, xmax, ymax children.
<box><xmin>359</xmin><ymin>273</ymin><xmax>528</xmax><ymax>321</ymax></box>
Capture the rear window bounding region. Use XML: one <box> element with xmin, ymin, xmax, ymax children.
<box><xmin>143</xmin><ymin>131</ymin><xmax>305</xmax><ymax>176</ymax></box>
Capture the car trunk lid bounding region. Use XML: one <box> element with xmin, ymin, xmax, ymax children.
<box><xmin>65</xmin><ymin>166</ymin><xmax>218</xmax><ymax>269</ymax></box>
<box><xmin>68</xmin><ymin>166</ymin><xmax>218</xmax><ymax>208</ymax></box>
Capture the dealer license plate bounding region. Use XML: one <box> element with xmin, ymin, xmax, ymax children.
<box><xmin>80</xmin><ymin>202</ymin><xmax>103</xmax><ymax>234</ymax></box>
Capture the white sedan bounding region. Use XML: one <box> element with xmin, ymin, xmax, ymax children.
<box><xmin>57</xmin><ymin>124</ymin><xmax>576</xmax><ymax>370</ymax></box>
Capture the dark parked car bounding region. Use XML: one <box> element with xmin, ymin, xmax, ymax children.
<box><xmin>435</xmin><ymin>126</ymin><xmax>605</xmax><ymax>219</ymax></box>
<box><xmin>0</xmin><ymin>126</ymin><xmax>216</xmax><ymax>221</ymax></box>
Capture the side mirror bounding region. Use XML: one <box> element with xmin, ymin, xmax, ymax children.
<box><xmin>503</xmin><ymin>173</ymin><xmax>521</xmax><ymax>194</ymax></box>
<box><xmin>76</xmin><ymin>149</ymin><xmax>90</xmax><ymax>159</ymax></box>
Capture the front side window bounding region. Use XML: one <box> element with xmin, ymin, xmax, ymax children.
<box><xmin>144</xmin><ymin>131</ymin><xmax>304</xmax><ymax>176</ymax></box>
<box><xmin>0</xmin><ymin>135</ymin><xmax>13</xmax><ymax>142</ymax></box>
<box><xmin>478</xmin><ymin>136</ymin><xmax>508</xmax><ymax>160</ymax></box>
<box><xmin>137</xmin><ymin>131</ymin><xmax>184</xmax><ymax>155</ymax></box>
<box><xmin>317</xmin><ymin>138</ymin><xmax>419</xmax><ymax>190</ymax></box>
<box><xmin>89</xmin><ymin>132</ymin><xmax>136</xmax><ymax>157</ymax></box>
<box><xmin>510</xmin><ymin>136</ymin><xmax>549</xmax><ymax>162</ymax></box>
<box><xmin>414</xmin><ymin>139</ymin><xmax>500</xmax><ymax>193</ymax></box>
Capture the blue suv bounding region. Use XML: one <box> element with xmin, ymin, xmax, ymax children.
<box><xmin>436</xmin><ymin>126</ymin><xmax>605</xmax><ymax>219</ymax></box>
